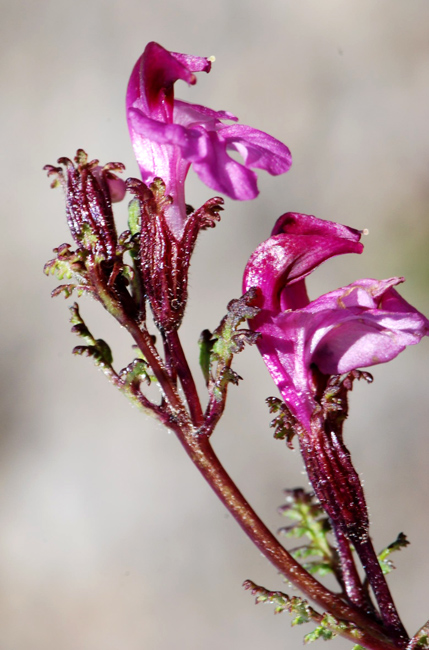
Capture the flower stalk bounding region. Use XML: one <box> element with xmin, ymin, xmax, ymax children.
<box><xmin>171</xmin><ymin>426</ymin><xmax>402</xmax><ymax>650</ymax></box>
<box><xmin>44</xmin><ymin>41</ymin><xmax>429</xmax><ymax>650</ymax></box>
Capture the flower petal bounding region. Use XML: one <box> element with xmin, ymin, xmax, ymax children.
<box><xmin>128</xmin><ymin>110</ymin><xmax>204</xmax><ymax>160</ymax></box>
<box><xmin>306</xmin><ymin>279</ymin><xmax>429</xmax><ymax>374</ymax></box>
<box><xmin>192</xmin><ymin>129</ymin><xmax>259</xmax><ymax>199</ymax></box>
<box><xmin>255</xmin><ymin>311</ymin><xmax>317</xmax><ymax>428</ymax></box>
<box><xmin>174</xmin><ymin>99</ymin><xmax>238</xmax><ymax>126</ymax></box>
<box><xmin>220</xmin><ymin>123</ymin><xmax>292</xmax><ymax>175</ymax></box>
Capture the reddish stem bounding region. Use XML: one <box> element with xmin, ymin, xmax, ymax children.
<box><xmin>334</xmin><ymin>528</ymin><xmax>378</xmax><ymax>617</ymax></box>
<box><xmin>352</xmin><ymin>536</ymin><xmax>408</xmax><ymax>645</ymax></box>
<box><xmin>164</xmin><ymin>330</ymin><xmax>204</xmax><ymax>426</ymax></box>
<box><xmin>172</xmin><ymin>427</ymin><xmax>403</xmax><ymax>650</ymax></box>
<box><xmin>100</xmin><ymin>293</ymin><xmax>406</xmax><ymax>649</ymax></box>
<box><xmin>120</xmin><ymin>314</ymin><xmax>189</xmax><ymax>422</ymax></box>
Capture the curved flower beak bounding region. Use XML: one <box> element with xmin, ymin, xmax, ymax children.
<box><xmin>243</xmin><ymin>212</ymin><xmax>363</xmax><ymax>313</ymax></box>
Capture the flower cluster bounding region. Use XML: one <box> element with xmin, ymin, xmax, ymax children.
<box><xmin>45</xmin><ymin>41</ymin><xmax>429</xmax><ymax>650</ymax></box>
<box><xmin>46</xmin><ymin>43</ymin><xmax>291</xmax><ymax>334</ymax></box>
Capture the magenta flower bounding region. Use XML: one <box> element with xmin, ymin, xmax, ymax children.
<box><xmin>244</xmin><ymin>212</ymin><xmax>429</xmax><ymax>631</ymax></box>
<box><xmin>243</xmin><ymin>212</ymin><xmax>429</xmax><ymax>431</ymax></box>
<box><xmin>126</xmin><ymin>42</ymin><xmax>292</xmax><ymax>234</ymax></box>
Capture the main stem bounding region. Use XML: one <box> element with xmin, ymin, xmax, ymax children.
<box><xmin>352</xmin><ymin>537</ymin><xmax>408</xmax><ymax>645</ymax></box>
<box><xmin>164</xmin><ymin>330</ymin><xmax>204</xmax><ymax>426</ymax></box>
<box><xmin>105</xmin><ymin>296</ymin><xmax>405</xmax><ymax>649</ymax></box>
<box><xmin>172</xmin><ymin>426</ymin><xmax>402</xmax><ymax>650</ymax></box>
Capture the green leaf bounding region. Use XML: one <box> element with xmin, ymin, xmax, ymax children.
<box><xmin>128</xmin><ymin>198</ymin><xmax>141</xmax><ymax>237</ymax></box>
<box><xmin>377</xmin><ymin>532</ymin><xmax>409</xmax><ymax>575</ymax></box>
<box><xmin>66</xmin><ymin>305</ymin><xmax>165</xmax><ymax>418</ymax></box>
<box><xmin>198</xmin><ymin>329</ymin><xmax>214</xmax><ymax>385</ymax></box>
<box><xmin>44</xmin><ymin>243</ymin><xmax>89</xmax><ymax>296</ymax></box>
<box><xmin>204</xmin><ymin>289</ymin><xmax>260</xmax><ymax>400</ymax></box>
<box><xmin>266</xmin><ymin>396</ymin><xmax>297</xmax><ymax>448</ymax></box>
<box><xmin>70</xmin><ymin>303</ymin><xmax>114</xmax><ymax>368</ymax></box>
<box><xmin>243</xmin><ymin>580</ymin><xmax>316</xmax><ymax>622</ymax></box>
<box><xmin>243</xmin><ymin>580</ymin><xmax>363</xmax><ymax>645</ymax></box>
<box><xmin>303</xmin><ymin>613</ymin><xmax>360</xmax><ymax>644</ymax></box>
<box><xmin>118</xmin><ymin>358</ymin><xmax>152</xmax><ymax>388</ymax></box>
<box><xmin>278</xmin><ymin>489</ymin><xmax>336</xmax><ymax>578</ymax></box>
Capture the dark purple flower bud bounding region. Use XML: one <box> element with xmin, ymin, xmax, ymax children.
<box><xmin>44</xmin><ymin>151</ymin><xmax>141</xmax><ymax>322</ymax></box>
<box><xmin>44</xmin><ymin>149</ymin><xmax>125</xmax><ymax>262</ymax></box>
<box><xmin>127</xmin><ymin>177</ymin><xmax>223</xmax><ymax>332</ymax></box>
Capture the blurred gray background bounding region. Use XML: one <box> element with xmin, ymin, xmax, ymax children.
<box><xmin>1</xmin><ymin>1</ymin><xmax>429</xmax><ymax>648</ymax></box>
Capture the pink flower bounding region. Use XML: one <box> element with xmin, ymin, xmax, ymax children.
<box><xmin>244</xmin><ymin>212</ymin><xmax>429</xmax><ymax>619</ymax></box>
<box><xmin>243</xmin><ymin>212</ymin><xmax>429</xmax><ymax>430</ymax></box>
<box><xmin>126</xmin><ymin>42</ymin><xmax>292</xmax><ymax>235</ymax></box>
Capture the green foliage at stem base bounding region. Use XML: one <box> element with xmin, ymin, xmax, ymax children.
<box><xmin>266</xmin><ymin>396</ymin><xmax>298</xmax><ymax>448</ymax></box>
<box><xmin>200</xmin><ymin>289</ymin><xmax>260</xmax><ymax>400</ymax></box>
<box><xmin>377</xmin><ymin>532</ymin><xmax>409</xmax><ymax>576</ymax></box>
<box><xmin>243</xmin><ymin>580</ymin><xmax>363</xmax><ymax>645</ymax></box>
<box><xmin>69</xmin><ymin>303</ymin><xmax>157</xmax><ymax>416</ymax></box>
<box><xmin>407</xmin><ymin>622</ymin><xmax>429</xmax><ymax>650</ymax></box>
<box><xmin>278</xmin><ymin>489</ymin><xmax>337</xmax><ymax>578</ymax></box>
